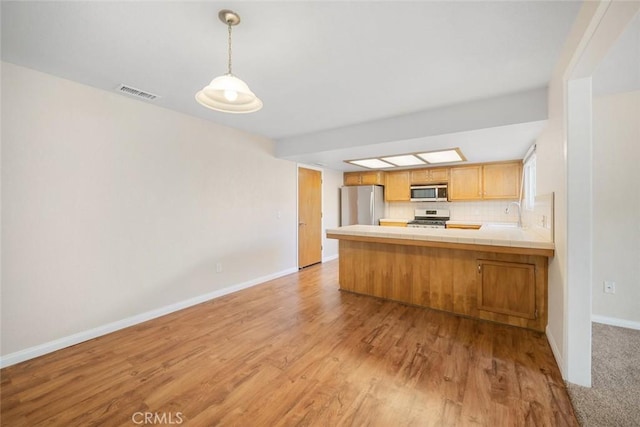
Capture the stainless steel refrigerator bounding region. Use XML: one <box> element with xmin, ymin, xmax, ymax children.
<box><xmin>340</xmin><ymin>185</ymin><xmax>385</xmax><ymax>226</ymax></box>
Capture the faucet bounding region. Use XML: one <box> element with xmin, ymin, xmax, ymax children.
<box><xmin>506</xmin><ymin>201</ymin><xmax>522</xmax><ymax>228</ymax></box>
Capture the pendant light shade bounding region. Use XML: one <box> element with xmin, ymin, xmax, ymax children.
<box><xmin>195</xmin><ymin>10</ymin><xmax>262</xmax><ymax>114</ymax></box>
<box><xmin>196</xmin><ymin>74</ymin><xmax>263</xmax><ymax>113</ymax></box>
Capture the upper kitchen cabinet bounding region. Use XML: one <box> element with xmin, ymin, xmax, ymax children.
<box><xmin>385</xmin><ymin>171</ymin><xmax>410</xmax><ymax>201</ymax></box>
<box><xmin>449</xmin><ymin>161</ymin><xmax>521</xmax><ymax>201</ymax></box>
<box><xmin>410</xmin><ymin>168</ymin><xmax>449</xmax><ymax>185</ymax></box>
<box><xmin>482</xmin><ymin>162</ymin><xmax>521</xmax><ymax>199</ymax></box>
<box><xmin>343</xmin><ymin>171</ymin><xmax>385</xmax><ymax>186</ymax></box>
<box><xmin>449</xmin><ymin>165</ymin><xmax>483</xmax><ymax>200</ymax></box>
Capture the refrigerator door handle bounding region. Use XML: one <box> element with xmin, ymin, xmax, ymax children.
<box><xmin>370</xmin><ymin>190</ymin><xmax>374</xmax><ymax>224</ymax></box>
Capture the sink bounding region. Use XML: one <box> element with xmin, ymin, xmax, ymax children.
<box><xmin>482</xmin><ymin>223</ymin><xmax>520</xmax><ymax>229</ymax></box>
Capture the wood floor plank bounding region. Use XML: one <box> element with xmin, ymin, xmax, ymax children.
<box><xmin>0</xmin><ymin>260</ymin><xmax>578</xmax><ymax>426</ymax></box>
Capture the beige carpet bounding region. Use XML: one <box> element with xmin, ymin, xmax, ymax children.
<box><xmin>567</xmin><ymin>323</ymin><xmax>640</xmax><ymax>427</ymax></box>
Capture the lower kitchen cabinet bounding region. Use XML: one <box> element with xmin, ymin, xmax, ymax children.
<box><xmin>332</xmin><ymin>238</ymin><xmax>549</xmax><ymax>331</ymax></box>
<box><xmin>379</xmin><ymin>220</ymin><xmax>408</xmax><ymax>227</ymax></box>
<box><xmin>477</xmin><ymin>260</ymin><xmax>536</xmax><ymax>320</ymax></box>
<box><xmin>446</xmin><ymin>224</ymin><xmax>482</xmax><ymax>230</ymax></box>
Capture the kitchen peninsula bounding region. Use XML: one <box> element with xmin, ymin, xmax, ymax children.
<box><xmin>326</xmin><ymin>225</ymin><xmax>554</xmax><ymax>332</ymax></box>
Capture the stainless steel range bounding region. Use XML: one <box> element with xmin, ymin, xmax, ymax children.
<box><xmin>407</xmin><ymin>209</ymin><xmax>450</xmax><ymax>229</ymax></box>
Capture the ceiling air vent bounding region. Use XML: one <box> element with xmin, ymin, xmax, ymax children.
<box><xmin>116</xmin><ymin>84</ymin><xmax>160</xmax><ymax>100</ymax></box>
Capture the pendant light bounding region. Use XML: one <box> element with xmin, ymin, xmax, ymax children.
<box><xmin>195</xmin><ymin>10</ymin><xmax>263</xmax><ymax>113</ymax></box>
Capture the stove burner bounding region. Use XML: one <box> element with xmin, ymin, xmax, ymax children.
<box><xmin>408</xmin><ymin>219</ymin><xmax>448</xmax><ymax>226</ymax></box>
<box><xmin>407</xmin><ymin>209</ymin><xmax>449</xmax><ymax>228</ymax></box>
<box><xmin>407</xmin><ymin>208</ymin><xmax>450</xmax><ymax>229</ymax></box>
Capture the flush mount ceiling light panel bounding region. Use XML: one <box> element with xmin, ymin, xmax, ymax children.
<box><xmin>345</xmin><ymin>148</ymin><xmax>466</xmax><ymax>169</ymax></box>
<box><xmin>348</xmin><ymin>159</ymin><xmax>396</xmax><ymax>169</ymax></box>
<box><xmin>195</xmin><ymin>9</ymin><xmax>263</xmax><ymax>114</ymax></box>
<box><xmin>417</xmin><ymin>148</ymin><xmax>466</xmax><ymax>164</ymax></box>
<box><xmin>381</xmin><ymin>154</ymin><xmax>426</xmax><ymax>167</ymax></box>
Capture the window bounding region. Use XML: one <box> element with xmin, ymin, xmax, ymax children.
<box><xmin>523</xmin><ymin>152</ymin><xmax>536</xmax><ymax>211</ymax></box>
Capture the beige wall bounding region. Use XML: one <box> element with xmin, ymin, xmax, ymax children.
<box><xmin>535</xmin><ymin>1</ymin><xmax>603</xmax><ymax>380</ymax></box>
<box><xmin>1</xmin><ymin>62</ymin><xmax>299</xmax><ymax>358</ymax></box>
<box><xmin>538</xmin><ymin>1</ymin><xmax>640</xmax><ymax>385</ymax></box>
<box><xmin>321</xmin><ymin>168</ymin><xmax>342</xmax><ymax>261</ymax></box>
<box><xmin>592</xmin><ymin>90</ymin><xmax>640</xmax><ymax>324</ymax></box>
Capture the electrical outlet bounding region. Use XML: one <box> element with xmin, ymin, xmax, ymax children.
<box><xmin>216</xmin><ymin>263</ymin><xmax>223</xmax><ymax>273</ymax></box>
<box><xmin>603</xmin><ymin>281</ymin><xmax>616</xmax><ymax>294</ymax></box>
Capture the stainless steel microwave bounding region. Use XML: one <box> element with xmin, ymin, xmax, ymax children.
<box><xmin>410</xmin><ymin>184</ymin><xmax>448</xmax><ymax>202</ymax></box>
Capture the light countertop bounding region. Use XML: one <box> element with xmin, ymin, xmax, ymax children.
<box><xmin>327</xmin><ymin>224</ymin><xmax>554</xmax><ymax>254</ymax></box>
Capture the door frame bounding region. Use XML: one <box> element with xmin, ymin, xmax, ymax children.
<box><xmin>561</xmin><ymin>0</ymin><xmax>639</xmax><ymax>387</ymax></box>
<box><xmin>296</xmin><ymin>164</ymin><xmax>324</xmax><ymax>269</ymax></box>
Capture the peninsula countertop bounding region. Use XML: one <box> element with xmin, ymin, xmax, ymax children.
<box><xmin>326</xmin><ymin>224</ymin><xmax>554</xmax><ymax>257</ymax></box>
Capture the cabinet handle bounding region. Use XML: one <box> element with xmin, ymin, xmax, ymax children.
<box><xmin>477</xmin><ymin>264</ymin><xmax>481</xmax><ymax>273</ymax></box>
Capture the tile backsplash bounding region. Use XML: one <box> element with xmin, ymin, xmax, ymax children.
<box><xmin>523</xmin><ymin>193</ymin><xmax>554</xmax><ymax>241</ymax></box>
<box><xmin>385</xmin><ymin>193</ymin><xmax>554</xmax><ymax>243</ymax></box>
<box><xmin>386</xmin><ymin>199</ymin><xmax>521</xmax><ymax>223</ymax></box>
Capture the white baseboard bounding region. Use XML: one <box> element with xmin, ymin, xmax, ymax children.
<box><xmin>592</xmin><ymin>315</ymin><xmax>640</xmax><ymax>330</ymax></box>
<box><xmin>0</xmin><ymin>267</ymin><xmax>298</xmax><ymax>369</ymax></box>
<box><xmin>546</xmin><ymin>325</ymin><xmax>566</xmax><ymax>380</ymax></box>
<box><xmin>323</xmin><ymin>254</ymin><xmax>338</xmax><ymax>263</ymax></box>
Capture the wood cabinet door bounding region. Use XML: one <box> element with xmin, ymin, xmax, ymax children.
<box><xmin>483</xmin><ymin>162</ymin><xmax>521</xmax><ymax>199</ymax></box>
<box><xmin>385</xmin><ymin>171</ymin><xmax>410</xmax><ymax>201</ymax></box>
<box><xmin>344</xmin><ymin>173</ymin><xmax>361</xmax><ymax>186</ymax></box>
<box><xmin>429</xmin><ymin>168</ymin><xmax>449</xmax><ymax>182</ymax></box>
<box><xmin>410</xmin><ymin>169</ymin><xmax>430</xmax><ymax>184</ymax></box>
<box><xmin>410</xmin><ymin>168</ymin><xmax>449</xmax><ymax>184</ymax></box>
<box><xmin>477</xmin><ymin>260</ymin><xmax>535</xmax><ymax>319</ymax></box>
<box><xmin>380</xmin><ymin>221</ymin><xmax>408</xmax><ymax>227</ymax></box>
<box><xmin>361</xmin><ymin>171</ymin><xmax>382</xmax><ymax>185</ymax></box>
<box><xmin>446</xmin><ymin>224</ymin><xmax>481</xmax><ymax>230</ymax></box>
<box><xmin>449</xmin><ymin>166</ymin><xmax>482</xmax><ymax>200</ymax></box>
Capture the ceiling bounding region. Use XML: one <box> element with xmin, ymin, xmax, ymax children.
<box><xmin>1</xmin><ymin>1</ymin><xmax>582</xmax><ymax>170</ymax></box>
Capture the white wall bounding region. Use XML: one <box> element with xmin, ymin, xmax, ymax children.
<box><xmin>538</xmin><ymin>1</ymin><xmax>640</xmax><ymax>386</ymax></box>
<box><xmin>592</xmin><ymin>90</ymin><xmax>640</xmax><ymax>325</ymax></box>
<box><xmin>276</xmin><ymin>88</ymin><xmax>547</xmax><ymax>158</ymax></box>
<box><xmin>592</xmin><ymin>13</ymin><xmax>640</xmax><ymax>97</ymax></box>
<box><xmin>322</xmin><ymin>169</ymin><xmax>342</xmax><ymax>261</ymax></box>
<box><xmin>535</xmin><ymin>1</ymin><xmax>603</xmax><ymax>384</ymax></box>
<box><xmin>1</xmin><ymin>62</ymin><xmax>298</xmax><ymax>360</ymax></box>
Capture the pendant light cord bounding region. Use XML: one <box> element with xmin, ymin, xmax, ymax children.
<box><xmin>227</xmin><ymin>22</ymin><xmax>233</xmax><ymax>75</ymax></box>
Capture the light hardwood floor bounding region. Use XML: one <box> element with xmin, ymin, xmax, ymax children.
<box><xmin>1</xmin><ymin>260</ymin><xmax>577</xmax><ymax>426</ymax></box>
